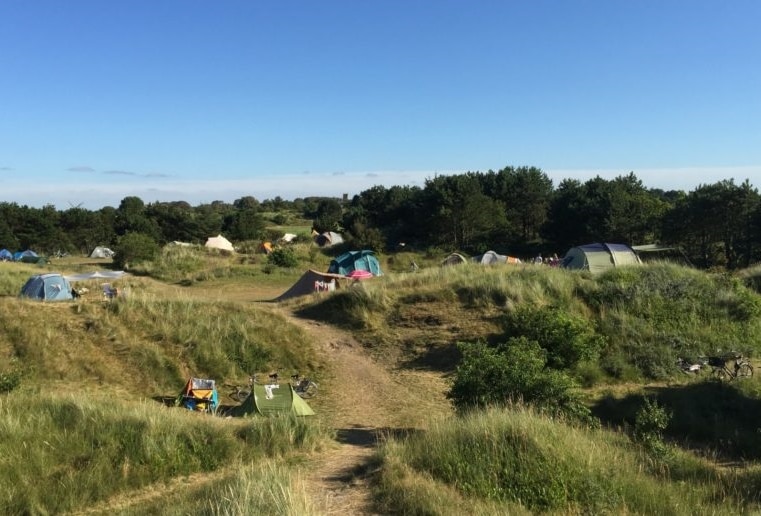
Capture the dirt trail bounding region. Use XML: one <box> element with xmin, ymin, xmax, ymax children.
<box><xmin>282</xmin><ymin>313</ymin><xmax>450</xmax><ymax>515</ymax></box>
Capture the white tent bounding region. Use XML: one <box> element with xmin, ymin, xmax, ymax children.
<box><xmin>204</xmin><ymin>235</ymin><xmax>234</xmax><ymax>252</ymax></box>
<box><xmin>90</xmin><ymin>246</ymin><xmax>115</xmax><ymax>258</ymax></box>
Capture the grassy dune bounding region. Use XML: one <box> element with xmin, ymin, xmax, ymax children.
<box><xmin>4</xmin><ymin>255</ymin><xmax>761</xmax><ymax>514</ymax></box>
<box><xmin>0</xmin><ymin>393</ymin><xmax>331</xmax><ymax>514</ymax></box>
<box><xmin>297</xmin><ymin>262</ymin><xmax>761</xmax><ymax>380</ymax></box>
<box><xmin>375</xmin><ymin>406</ymin><xmax>761</xmax><ymax>515</ymax></box>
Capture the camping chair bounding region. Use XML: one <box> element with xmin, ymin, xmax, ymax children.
<box><xmin>102</xmin><ymin>283</ymin><xmax>118</xmax><ymax>300</ymax></box>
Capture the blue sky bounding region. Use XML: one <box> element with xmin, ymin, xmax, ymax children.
<box><xmin>1</xmin><ymin>1</ymin><xmax>759</xmax><ymax>209</ymax></box>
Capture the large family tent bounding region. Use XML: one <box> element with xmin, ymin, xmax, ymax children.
<box><xmin>19</xmin><ymin>273</ymin><xmax>74</xmax><ymax>301</ymax></box>
<box><xmin>327</xmin><ymin>250</ymin><xmax>382</xmax><ymax>276</ymax></box>
<box><xmin>441</xmin><ymin>253</ymin><xmax>468</xmax><ymax>266</ymax></box>
<box><xmin>0</xmin><ymin>249</ymin><xmax>12</xmax><ymax>261</ymax></box>
<box><xmin>205</xmin><ymin>234</ymin><xmax>235</xmax><ymax>252</ymax></box>
<box><xmin>90</xmin><ymin>246</ymin><xmax>115</xmax><ymax>258</ymax></box>
<box><xmin>276</xmin><ymin>269</ymin><xmax>345</xmax><ymax>301</ymax></box>
<box><xmin>561</xmin><ymin>243</ymin><xmax>641</xmax><ymax>274</ymax></box>
<box><xmin>472</xmin><ymin>250</ymin><xmax>522</xmax><ymax>265</ymax></box>
<box><xmin>231</xmin><ymin>383</ymin><xmax>315</xmax><ymax>417</ymax></box>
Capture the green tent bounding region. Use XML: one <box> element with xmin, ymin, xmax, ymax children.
<box><xmin>561</xmin><ymin>243</ymin><xmax>641</xmax><ymax>274</ymax></box>
<box><xmin>231</xmin><ymin>383</ymin><xmax>315</xmax><ymax>417</ymax></box>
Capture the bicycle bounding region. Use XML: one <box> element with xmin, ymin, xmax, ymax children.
<box><xmin>708</xmin><ymin>353</ymin><xmax>753</xmax><ymax>381</ymax></box>
<box><xmin>291</xmin><ymin>374</ymin><xmax>318</xmax><ymax>398</ymax></box>
<box><xmin>229</xmin><ymin>376</ymin><xmax>255</xmax><ymax>402</ymax></box>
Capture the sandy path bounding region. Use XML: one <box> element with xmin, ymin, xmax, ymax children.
<box><xmin>283</xmin><ymin>314</ymin><xmax>450</xmax><ymax>515</ymax></box>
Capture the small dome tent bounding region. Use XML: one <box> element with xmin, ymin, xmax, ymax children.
<box><xmin>472</xmin><ymin>251</ymin><xmax>522</xmax><ymax>265</ymax></box>
<box><xmin>13</xmin><ymin>250</ymin><xmax>38</xmax><ymax>262</ymax></box>
<box><xmin>231</xmin><ymin>383</ymin><xmax>314</xmax><ymax>417</ymax></box>
<box><xmin>441</xmin><ymin>253</ymin><xmax>468</xmax><ymax>266</ymax></box>
<box><xmin>0</xmin><ymin>249</ymin><xmax>12</xmax><ymax>261</ymax></box>
<box><xmin>561</xmin><ymin>243</ymin><xmax>641</xmax><ymax>274</ymax></box>
<box><xmin>19</xmin><ymin>273</ymin><xmax>74</xmax><ymax>301</ymax></box>
<box><xmin>327</xmin><ymin>250</ymin><xmax>382</xmax><ymax>276</ymax></box>
<box><xmin>90</xmin><ymin>246</ymin><xmax>115</xmax><ymax>258</ymax></box>
<box><xmin>315</xmin><ymin>231</ymin><xmax>344</xmax><ymax>247</ymax></box>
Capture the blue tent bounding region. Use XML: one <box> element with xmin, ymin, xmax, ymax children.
<box><xmin>19</xmin><ymin>273</ymin><xmax>74</xmax><ymax>301</ymax></box>
<box><xmin>327</xmin><ymin>250</ymin><xmax>382</xmax><ymax>276</ymax></box>
<box><xmin>0</xmin><ymin>249</ymin><xmax>12</xmax><ymax>261</ymax></box>
<box><xmin>13</xmin><ymin>250</ymin><xmax>38</xmax><ymax>262</ymax></box>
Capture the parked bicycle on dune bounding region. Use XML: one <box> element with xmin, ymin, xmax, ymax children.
<box><xmin>291</xmin><ymin>374</ymin><xmax>318</xmax><ymax>398</ymax></box>
<box><xmin>708</xmin><ymin>353</ymin><xmax>753</xmax><ymax>381</ymax></box>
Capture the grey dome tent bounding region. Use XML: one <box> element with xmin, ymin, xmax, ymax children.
<box><xmin>315</xmin><ymin>231</ymin><xmax>344</xmax><ymax>247</ymax></box>
<box><xmin>472</xmin><ymin>251</ymin><xmax>522</xmax><ymax>265</ymax></box>
<box><xmin>90</xmin><ymin>246</ymin><xmax>115</xmax><ymax>258</ymax></box>
<box><xmin>561</xmin><ymin>243</ymin><xmax>641</xmax><ymax>274</ymax></box>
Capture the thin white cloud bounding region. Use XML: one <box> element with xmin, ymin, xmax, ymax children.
<box><xmin>0</xmin><ymin>166</ymin><xmax>13</xmax><ymax>171</ymax></box>
<box><xmin>103</xmin><ymin>170</ymin><xmax>137</xmax><ymax>176</ymax></box>
<box><xmin>67</xmin><ymin>166</ymin><xmax>95</xmax><ymax>172</ymax></box>
<box><xmin>3</xmin><ymin>166</ymin><xmax>759</xmax><ymax>210</ymax></box>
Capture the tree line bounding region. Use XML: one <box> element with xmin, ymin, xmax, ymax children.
<box><xmin>1</xmin><ymin>167</ymin><xmax>759</xmax><ymax>269</ymax></box>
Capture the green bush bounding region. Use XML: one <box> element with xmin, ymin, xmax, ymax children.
<box><xmin>267</xmin><ymin>248</ymin><xmax>298</xmax><ymax>268</ymax></box>
<box><xmin>502</xmin><ymin>305</ymin><xmax>604</xmax><ymax>369</ymax></box>
<box><xmin>447</xmin><ymin>338</ymin><xmax>592</xmax><ymax>422</ymax></box>
<box><xmin>0</xmin><ymin>369</ymin><xmax>21</xmax><ymax>393</ymax></box>
<box><xmin>112</xmin><ymin>232</ymin><xmax>160</xmax><ymax>269</ymax></box>
<box><xmin>633</xmin><ymin>397</ymin><xmax>672</xmax><ymax>459</ymax></box>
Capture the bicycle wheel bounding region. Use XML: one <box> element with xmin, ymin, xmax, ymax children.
<box><xmin>230</xmin><ymin>388</ymin><xmax>250</xmax><ymax>402</ymax></box>
<box><xmin>299</xmin><ymin>381</ymin><xmax>318</xmax><ymax>399</ymax></box>
<box><xmin>736</xmin><ymin>363</ymin><xmax>753</xmax><ymax>379</ymax></box>
<box><xmin>712</xmin><ymin>367</ymin><xmax>729</xmax><ymax>381</ymax></box>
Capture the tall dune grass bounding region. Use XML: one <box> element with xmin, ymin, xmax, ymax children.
<box><xmin>0</xmin><ymin>393</ymin><xmax>330</xmax><ymax>515</ymax></box>
<box><xmin>375</xmin><ymin>406</ymin><xmax>756</xmax><ymax>514</ymax></box>
<box><xmin>116</xmin><ymin>292</ymin><xmax>316</xmax><ymax>380</ymax></box>
<box><xmin>203</xmin><ymin>461</ymin><xmax>314</xmax><ymax>516</ymax></box>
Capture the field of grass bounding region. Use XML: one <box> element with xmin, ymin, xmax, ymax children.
<box><xmin>3</xmin><ymin>251</ymin><xmax>761</xmax><ymax>514</ymax></box>
<box><xmin>374</xmin><ymin>406</ymin><xmax>761</xmax><ymax>514</ymax></box>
